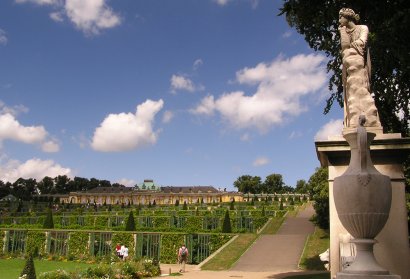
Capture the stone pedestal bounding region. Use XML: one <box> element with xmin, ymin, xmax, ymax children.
<box><xmin>315</xmin><ymin>134</ymin><xmax>410</xmax><ymax>279</ymax></box>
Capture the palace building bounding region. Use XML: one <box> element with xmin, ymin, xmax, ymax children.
<box><xmin>59</xmin><ymin>179</ymin><xmax>243</xmax><ymax>205</ymax></box>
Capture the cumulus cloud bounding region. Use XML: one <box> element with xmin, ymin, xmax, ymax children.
<box><xmin>0</xmin><ymin>29</ymin><xmax>8</xmax><ymax>46</ymax></box>
<box><xmin>16</xmin><ymin>0</ymin><xmax>121</xmax><ymax>35</ymax></box>
<box><xmin>170</xmin><ymin>75</ymin><xmax>196</xmax><ymax>93</ymax></box>
<box><xmin>42</xmin><ymin>140</ymin><xmax>60</xmax><ymax>152</ymax></box>
<box><xmin>193</xmin><ymin>59</ymin><xmax>203</xmax><ymax>70</ymax></box>
<box><xmin>214</xmin><ymin>0</ymin><xmax>231</xmax><ymax>6</ymax></box>
<box><xmin>162</xmin><ymin>110</ymin><xmax>174</xmax><ymax>124</ymax></box>
<box><xmin>91</xmin><ymin>99</ymin><xmax>164</xmax><ymax>152</ymax></box>
<box><xmin>15</xmin><ymin>0</ymin><xmax>58</xmax><ymax>5</ymax></box>
<box><xmin>65</xmin><ymin>0</ymin><xmax>121</xmax><ymax>35</ymax></box>
<box><xmin>50</xmin><ymin>11</ymin><xmax>64</xmax><ymax>22</ymax></box>
<box><xmin>117</xmin><ymin>178</ymin><xmax>136</xmax><ymax>187</ymax></box>
<box><xmin>0</xmin><ymin>157</ymin><xmax>72</xmax><ymax>182</ymax></box>
<box><xmin>253</xmin><ymin>156</ymin><xmax>269</xmax><ymax>167</ymax></box>
<box><xmin>191</xmin><ymin>54</ymin><xmax>327</xmax><ymax>132</ymax></box>
<box><xmin>0</xmin><ymin>102</ymin><xmax>60</xmax><ymax>152</ymax></box>
<box><xmin>314</xmin><ymin>119</ymin><xmax>343</xmax><ymax>141</ymax></box>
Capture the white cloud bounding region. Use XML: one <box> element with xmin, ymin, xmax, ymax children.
<box><xmin>170</xmin><ymin>74</ymin><xmax>196</xmax><ymax>93</ymax></box>
<box><xmin>214</xmin><ymin>0</ymin><xmax>231</xmax><ymax>6</ymax></box>
<box><xmin>0</xmin><ymin>101</ymin><xmax>29</xmax><ymax>116</ymax></box>
<box><xmin>42</xmin><ymin>140</ymin><xmax>60</xmax><ymax>152</ymax></box>
<box><xmin>193</xmin><ymin>59</ymin><xmax>203</xmax><ymax>70</ymax></box>
<box><xmin>16</xmin><ymin>0</ymin><xmax>121</xmax><ymax>35</ymax></box>
<box><xmin>282</xmin><ymin>31</ymin><xmax>292</xmax><ymax>38</ymax></box>
<box><xmin>50</xmin><ymin>11</ymin><xmax>64</xmax><ymax>22</ymax></box>
<box><xmin>253</xmin><ymin>156</ymin><xmax>269</xmax><ymax>167</ymax></box>
<box><xmin>0</xmin><ymin>113</ymin><xmax>48</xmax><ymax>145</ymax></box>
<box><xmin>240</xmin><ymin>133</ymin><xmax>251</xmax><ymax>142</ymax></box>
<box><xmin>0</xmin><ymin>157</ymin><xmax>72</xmax><ymax>182</ymax></box>
<box><xmin>0</xmin><ymin>29</ymin><xmax>8</xmax><ymax>46</ymax></box>
<box><xmin>65</xmin><ymin>0</ymin><xmax>121</xmax><ymax>35</ymax></box>
<box><xmin>191</xmin><ymin>54</ymin><xmax>327</xmax><ymax>132</ymax></box>
<box><xmin>162</xmin><ymin>110</ymin><xmax>174</xmax><ymax>124</ymax></box>
<box><xmin>91</xmin><ymin>99</ymin><xmax>164</xmax><ymax>152</ymax></box>
<box><xmin>15</xmin><ymin>0</ymin><xmax>58</xmax><ymax>5</ymax></box>
<box><xmin>314</xmin><ymin>119</ymin><xmax>343</xmax><ymax>141</ymax></box>
<box><xmin>0</xmin><ymin>112</ymin><xmax>61</xmax><ymax>151</ymax></box>
<box><xmin>117</xmin><ymin>178</ymin><xmax>136</xmax><ymax>187</ymax></box>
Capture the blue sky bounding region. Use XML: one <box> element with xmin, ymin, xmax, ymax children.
<box><xmin>0</xmin><ymin>0</ymin><xmax>343</xmax><ymax>190</ymax></box>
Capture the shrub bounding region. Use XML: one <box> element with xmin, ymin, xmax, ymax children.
<box><xmin>125</xmin><ymin>211</ymin><xmax>136</xmax><ymax>231</ymax></box>
<box><xmin>222</xmin><ymin>210</ymin><xmax>232</xmax><ymax>233</ymax></box>
<box><xmin>20</xmin><ymin>254</ymin><xmax>36</xmax><ymax>279</ymax></box>
<box><xmin>43</xmin><ymin>209</ymin><xmax>54</xmax><ymax>229</ymax></box>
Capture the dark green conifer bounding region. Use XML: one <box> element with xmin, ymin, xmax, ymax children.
<box><xmin>182</xmin><ymin>201</ymin><xmax>188</xmax><ymax>210</ymax></box>
<box><xmin>20</xmin><ymin>254</ymin><xmax>36</xmax><ymax>279</ymax></box>
<box><xmin>125</xmin><ymin>210</ymin><xmax>136</xmax><ymax>231</ymax></box>
<box><xmin>279</xmin><ymin>200</ymin><xmax>284</xmax><ymax>210</ymax></box>
<box><xmin>43</xmin><ymin>208</ymin><xmax>54</xmax><ymax>229</ymax></box>
<box><xmin>222</xmin><ymin>210</ymin><xmax>232</xmax><ymax>233</ymax></box>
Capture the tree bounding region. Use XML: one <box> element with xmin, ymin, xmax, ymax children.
<box><xmin>222</xmin><ymin>210</ymin><xmax>232</xmax><ymax>233</ymax></box>
<box><xmin>175</xmin><ymin>200</ymin><xmax>180</xmax><ymax>207</ymax></box>
<box><xmin>229</xmin><ymin>200</ymin><xmax>235</xmax><ymax>210</ymax></box>
<box><xmin>125</xmin><ymin>211</ymin><xmax>136</xmax><ymax>231</ymax></box>
<box><xmin>20</xmin><ymin>254</ymin><xmax>36</xmax><ymax>279</ymax></box>
<box><xmin>308</xmin><ymin>167</ymin><xmax>330</xmax><ymax>230</ymax></box>
<box><xmin>263</xmin><ymin>174</ymin><xmax>285</xmax><ymax>193</ymax></box>
<box><xmin>43</xmin><ymin>208</ymin><xmax>54</xmax><ymax>229</ymax></box>
<box><xmin>279</xmin><ymin>0</ymin><xmax>410</xmax><ymax>136</ymax></box>
<box><xmin>37</xmin><ymin>176</ymin><xmax>54</xmax><ymax>194</ymax></box>
<box><xmin>233</xmin><ymin>175</ymin><xmax>262</xmax><ymax>194</ymax></box>
<box><xmin>295</xmin><ymin>179</ymin><xmax>308</xmax><ymax>194</ymax></box>
<box><xmin>182</xmin><ymin>201</ymin><xmax>188</xmax><ymax>210</ymax></box>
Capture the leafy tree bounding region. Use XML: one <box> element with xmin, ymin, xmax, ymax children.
<box><xmin>20</xmin><ymin>254</ymin><xmax>36</xmax><ymax>279</ymax></box>
<box><xmin>263</xmin><ymin>174</ymin><xmax>285</xmax><ymax>193</ymax></box>
<box><xmin>43</xmin><ymin>208</ymin><xmax>54</xmax><ymax>229</ymax></box>
<box><xmin>279</xmin><ymin>0</ymin><xmax>410</xmax><ymax>136</ymax></box>
<box><xmin>222</xmin><ymin>210</ymin><xmax>232</xmax><ymax>233</ymax></box>
<box><xmin>233</xmin><ymin>175</ymin><xmax>262</xmax><ymax>194</ymax></box>
<box><xmin>37</xmin><ymin>176</ymin><xmax>54</xmax><ymax>194</ymax></box>
<box><xmin>54</xmin><ymin>175</ymin><xmax>70</xmax><ymax>194</ymax></box>
<box><xmin>295</xmin><ymin>179</ymin><xmax>308</xmax><ymax>194</ymax></box>
<box><xmin>12</xmin><ymin>178</ymin><xmax>37</xmax><ymax>200</ymax></box>
<box><xmin>125</xmin><ymin>211</ymin><xmax>136</xmax><ymax>231</ymax></box>
<box><xmin>308</xmin><ymin>167</ymin><xmax>329</xmax><ymax>230</ymax></box>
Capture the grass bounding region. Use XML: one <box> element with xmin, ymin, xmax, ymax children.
<box><xmin>298</xmin><ymin>227</ymin><xmax>330</xmax><ymax>270</ymax></box>
<box><xmin>0</xmin><ymin>258</ymin><xmax>94</xmax><ymax>279</ymax></box>
<box><xmin>200</xmin><ymin>233</ymin><xmax>258</xmax><ymax>270</ymax></box>
<box><xmin>260</xmin><ymin>217</ymin><xmax>285</xmax><ymax>234</ymax></box>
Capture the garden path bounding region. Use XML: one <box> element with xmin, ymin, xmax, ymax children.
<box><xmin>158</xmin><ymin>204</ymin><xmax>317</xmax><ymax>278</ymax></box>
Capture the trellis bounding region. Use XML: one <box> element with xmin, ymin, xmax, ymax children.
<box><xmin>186</xmin><ymin>234</ymin><xmax>210</xmax><ymax>264</ymax></box>
<box><xmin>47</xmin><ymin>231</ymin><xmax>68</xmax><ymax>256</ymax></box>
<box><xmin>202</xmin><ymin>217</ymin><xmax>219</xmax><ymax>230</ymax></box>
<box><xmin>135</xmin><ymin>233</ymin><xmax>160</xmax><ymax>259</ymax></box>
<box><xmin>170</xmin><ymin>216</ymin><xmax>186</xmax><ymax>228</ymax></box>
<box><xmin>236</xmin><ymin>216</ymin><xmax>254</xmax><ymax>232</ymax></box>
<box><xmin>6</xmin><ymin>230</ymin><xmax>26</xmax><ymax>253</ymax></box>
<box><xmin>90</xmin><ymin>232</ymin><xmax>112</xmax><ymax>257</ymax></box>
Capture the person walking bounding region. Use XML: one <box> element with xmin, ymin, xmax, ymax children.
<box><xmin>178</xmin><ymin>244</ymin><xmax>188</xmax><ymax>273</ymax></box>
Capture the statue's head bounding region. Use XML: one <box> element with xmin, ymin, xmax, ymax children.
<box><xmin>339</xmin><ymin>8</ymin><xmax>360</xmax><ymax>24</ymax></box>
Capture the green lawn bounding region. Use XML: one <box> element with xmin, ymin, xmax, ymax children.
<box><xmin>200</xmin><ymin>233</ymin><xmax>258</xmax><ymax>270</ymax></box>
<box><xmin>298</xmin><ymin>227</ymin><xmax>330</xmax><ymax>270</ymax></box>
<box><xmin>0</xmin><ymin>258</ymin><xmax>94</xmax><ymax>279</ymax></box>
<box><xmin>260</xmin><ymin>217</ymin><xmax>285</xmax><ymax>234</ymax></box>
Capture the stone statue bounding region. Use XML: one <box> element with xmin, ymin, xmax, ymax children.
<box><xmin>338</xmin><ymin>8</ymin><xmax>382</xmax><ymax>131</ymax></box>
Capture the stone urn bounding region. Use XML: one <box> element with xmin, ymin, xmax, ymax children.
<box><xmin>334</xmin><ymin>118</ymin><xmax>392</xmax><ymax>275</ymax></box>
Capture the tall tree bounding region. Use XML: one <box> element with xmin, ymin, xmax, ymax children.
<box><xmin>37</xmin><ymin>176</ymin><xmax>54</xmax><ymax>194</ymax></box>
<box><xmin>233</xmin><ymin>175</ymin><xmax>262</xmax><ymax>194</ymax></box>
<box><xmin>308</xmin><ymin>167</ymin><xmax>329</xmax><ymax>230</ymax></box>
<box><xmin>295</xmin><ymin>179</ymin><xmax>308</xmax><ymax>194</ymax></box>
<box><xmin>222</xmin><ymin>210</ymin><xmax>232</xmax><ymax>233</ymax></box>
<box><xmin>125</xmin><ymin>211</ymin><xmax>136</xmax><ymax>231</ymax></box>
<box><xmin>279</xmin><ymin>0</ymin><xmax>410</xmax><ymax>136</ymax></box>
<box><xmin>263</xmin><ymin>174</ymin><xmax>285</xmax><ymax>194</ymax></box>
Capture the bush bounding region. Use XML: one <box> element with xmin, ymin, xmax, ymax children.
<box><xmin>20</xmin><ymin>254</ymin><xmax>36</xmax><ymax>279</ymax></box>
<box><xmin>125</xmin><ymin>211</ymin><xmax>136</xmax><ymax>231</ymax></box>
<box><xmin>43</xmin><ymin>209</ymin><xmax>54</xmax><ymax>229</ymax></box>
<box><xmin>222</xmin><ymin>210</ymin><xmax>232</xmax><ymax>233</ymax></box>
